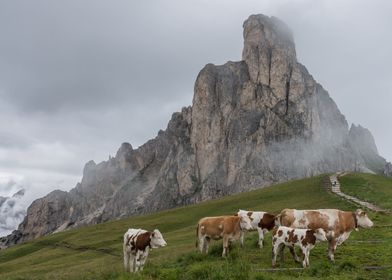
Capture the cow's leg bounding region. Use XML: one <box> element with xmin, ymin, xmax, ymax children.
<box><xmin>198</xmin><ymin>236</ymin><xmax>204</xmax><ymax>253</ymax></box>
<box><xmin>240</xmin><ymin>231</ymin><xmax>244</xmax><ymax>248</ymax></box>
<box><xmin>136</xmin><ymin>252</ymin><xmax>142</xmax><ymax>271</ymax></box>
<box><xmin>279</xmin><ymin>243</ymin><xmax>286</xmax><ymax>262</ymax></box>
<box><xmin>289</xmin><ymin>246</ymin><xmax>301</xmax><ymax>263</ymax></box>
<box><xmin>129</xmin><ymin>254</ymin><xmax>135</xmax><ymax>273</ymax></box>
<box><xmin>328</xmin><ymin>238</ymin><xmax>337</xmax><ymax>262</ymax></box>
<box><xmin>228</xmin><ymin>239</ymin><xmax>234</xmax><ymax>250</ymax></box>
<box><xmin>139</xmin><ymin>250</ymin><xmax>149</xmax><ymax>271</ymax></box>
<box><xmin>272</xmin><ymin>242</ymin><xmax>281</xmax><ymax>267</ymax></box>
<box><xmin>301</xmin><ymin>247</ymin><xmax>309</xmax><ymax>268</ymax></box>
<box><xmin>139</xmin><ymin>257</ymin><xmax>146</xmax><ymax>271</ymax></box>
<box><xmin>305</xmin><ymin>249</ymin><xmax>310</xmax><ymax>267</ymax></box>
<box><xmin>134</xmin><ymin>251</ymin><xmax>141</xmax><ymax>272</ymax></box>
<box><xmin>134</xmin><ymin>255</ymin><xmax>139</xmax><ymax>272</ymax></box>
<box><xmin>123</xmin><ymin>248</ymin><xmax>129</xmax><ymax>272</ymax></box>
<box><xmin>257</xmin><ymin>228</ymin><xmax>264</xmax><ymax>248</ymax></box>
<box><xmin>203</xmin><ymin>237</ymin><xmax>210</xmax><ymax>254</ymax></box>
<box><xmin>222</xmin><ymin>236</ymin><xmax>229</xmax><ymax>257</ymax></box>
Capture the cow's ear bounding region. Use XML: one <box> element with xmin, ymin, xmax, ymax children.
<box><xmin>151</xmin><ymin>232</ymin><xmax>155</xmax><ymax>238</ymax></box>
<box><xmin>234</xmin><ymin>213</ymin><xmax>238</xmax><ymax>216</ymax></box>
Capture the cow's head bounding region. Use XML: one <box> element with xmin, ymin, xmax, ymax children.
<box><xmin>150</xmin><ymin>229</ymin><xmax>167</xmax><ymax>248</ymax></box>
<box><xmin>237</xmin><ymin>210</ymin><xmax>256</xmax><ymax>229</ymax></box>
<box><xmin>314</xmin><ymin>228</ymin><xmax>328</xmax><ymax>242</ymax></box>
<box><xmin>238</xmin><ymin>213</ymin><xmax>253</xmax><ymax>231</ymax></box>
<box><xmin>355</xmin><ymin>209</ymin><xmax>374</xmax><ymax>228</ymax></box>
<box><xmin>237</xmin><ymin>209</ymin><xmax>247</xmax><ymax>215</ymax></box>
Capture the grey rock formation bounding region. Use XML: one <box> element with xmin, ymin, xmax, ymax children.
<box><xmin>1</xmin><ymin>14</ymin><xmax>387</xmax><ymax>247</ymax></box>
<box><xmin>12</xmin><ymin>189</ymin><xmax>25</xmax><ymax>198</ymax></box>
<box><xmin>384</xmin><ymin>162</ymin><xmax>392</xmax><ymax>177</ymax></box>
<box><xmin>349</xmin><ymin>124</ymin><xmax>386</xmax><ymax>173</ymax></box>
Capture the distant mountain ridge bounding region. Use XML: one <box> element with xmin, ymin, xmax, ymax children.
<box><xmin>1</xmin><ymin>14</ymin><xmax>387</xmax><ymax>248</ymax></box>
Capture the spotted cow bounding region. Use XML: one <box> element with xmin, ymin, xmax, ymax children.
<box><xmin>276</xmin><ymin>208</ymin><xmax>374</xmax><ymax>261</ymax></box>
<box><xmin>196</xmin><ymin>215</ymin><xmax>252</xmax><ymax>257</ymax></box>
<box><xmin>272</xmin><ymin>226</ymin><xmax>327</xmax><ymax>268</ymax></box>
<box><xmin>237</xmin><ymin>209</ymin><xmax>276</xmax><ymax>248</ymax></box>
<box><xmin>123</xmin><ymin>228</ymin><xmax>167</xmax><ymax>272</ymax></box>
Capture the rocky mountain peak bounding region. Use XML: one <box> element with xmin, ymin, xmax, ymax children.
<box><xmin>242</xmin><ymin>14</ymin><xmax>296</xmax><ymax>90</ymax></box>
<box><xmin>11</xmin><ymin>189</ymin><xmax>25</xmax><ymax>198</ymax></box>
<box><xmin>349</xmin><ymin>124</ymin><xmax>379</xmax><ymax>155</ymax></box>
<box><xmin>83</xmin><ymin>160</ymin><xmax>96</xmax><ymax>175</ymax></box>
<box><xmin>115</xmin><ymin>142</ymin><xmax>133</xmax><ymax>159</ymax></box>
<box><xmin>348</xmin><ymin>124</ymin><xmax>385</xmax><ymax>173</ymax></box>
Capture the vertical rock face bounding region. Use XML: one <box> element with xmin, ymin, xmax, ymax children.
<box><xmin>1</xmin><ymin>14</ymin><xmax>387</xmax><ymax>247</ymax></box>
<box><xmin>384</xmin><ymin>162</ymin><xmax>392</xmax><ymax>177</ymax></box>
<box><xmin>348</xmin><ymin>124</ymin><xmax>386</xmax><ymax>173</ymax></box>
<box><xmin>242</xmin><ymin>15</ymin><xmax>296</xmax><ymax>94</ymax></box>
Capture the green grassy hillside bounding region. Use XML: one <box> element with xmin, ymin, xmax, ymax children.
<box><xmin>340</xmin><ymin>173</ymin><xmax>392</xmax><ymax>211</ymax></box>
<box><xmin>1</xmin><ymin>174</ymin><xmax>391</xmax><ymax>280</ymax></box>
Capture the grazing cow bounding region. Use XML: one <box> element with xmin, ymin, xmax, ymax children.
<box><xmin>237</xmin><ymin>209</ymin><xmax>276</xmax><ymax>248</ymax></box>
<box><xmin>196</xmin><ymin>215</ymin><xmax>252</xmax><ymax>257</ymax></box>
<box><xmin>123</xmin><ymin>228</ymin><xmax>167</xmax><ymax>272</ymax></box>
<box><xmin>272</xmin><ymin>226</ymin><xmax>327</xmax><ymax>268</ymax></box>
<box><xmin>276</xmin><ymin>208</ymin><xmax>374</xmax><ymax>261</ymax></box>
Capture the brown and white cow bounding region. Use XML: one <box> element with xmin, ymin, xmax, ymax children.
<box><xmin>272</xmin><ymin>226</ymin><xmax>327</xmax><ymax>268</ymax></box>
<box><xmin>196</xmin><ymin>215</ymin><xmax>252</xmax><ymax>257</ymax></box>
<box><xmin>237</xmin><ymin>209</ymin><xmax>276</xmax><ymax>248</ymax></box>
<box><xmin>276</xmin><ymin>208</ymin><xmax>374</xmax><ymax>261</ymax></box>
<box><xmin>123</xmin><ymin>228</ymin><xmax>167</xmax><ymax>272</ymax></box>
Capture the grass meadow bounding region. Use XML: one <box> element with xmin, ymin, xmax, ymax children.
<box><xmin>0</xmin><ymin>174</ymin><xmax>391</xmax><ymax>280</ymax></box>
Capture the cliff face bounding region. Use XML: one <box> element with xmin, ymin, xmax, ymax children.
<box><xmin>1</xmin><ymin>14</ymin><xmax>386</xmax><ymax>247</ymax></box>
<box><xmin>384</xmin><ymin>162</ymin><xmax>392</xmax><ymax>177</ymax></box>
<box><xmin>348</xmin><ymin>124</ymin><xmax>386</xmax><ymax>173</ymax></box>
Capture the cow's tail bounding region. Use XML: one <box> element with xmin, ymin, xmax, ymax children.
<box><xmin>195</xmin><ymin>223</ymin><xmax>200</xmax><ymax>248</ymax></box>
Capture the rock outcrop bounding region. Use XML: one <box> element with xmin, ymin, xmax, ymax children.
<box><xmin>348</xmin><ymin>124</ymin><xmax>386</xmax><ymax>173</ymax></box>
<box><xmin>1</xmin><ymin>14</ymin><xmax>387</xmax><ymax>247</ymax></box>
<box><xmin>384</xmin><ymin>162</ymin><xmax>392</xmax><ymax>177</ymax></box>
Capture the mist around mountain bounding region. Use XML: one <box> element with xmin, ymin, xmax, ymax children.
<box><xmin>0</xmin><ymin>189</ymin><xmax>26</xmax><ymax>238</ymax></box>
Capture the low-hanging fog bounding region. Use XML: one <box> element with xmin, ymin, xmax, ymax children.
<box><xmin>0</xmin><ymin>0</ymin><xmax>391</xmax><ymax>236</ymax></box>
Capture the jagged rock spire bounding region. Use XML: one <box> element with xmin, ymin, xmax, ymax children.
<box><xmin>242</xmin><ymin>14</ymin><xmax>296</xmax><ymax>100</ymax></box>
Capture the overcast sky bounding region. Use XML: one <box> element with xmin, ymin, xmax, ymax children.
<box><xmin>0</xmin><ymin>0</ymin><xmax>391</xmax><ymax>214</ymax></box>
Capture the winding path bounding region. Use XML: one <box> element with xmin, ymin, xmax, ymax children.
<box><xmin>329</xmin><ymin>173</ymin><xmax>389</xmax><ymax>213</ymax></box>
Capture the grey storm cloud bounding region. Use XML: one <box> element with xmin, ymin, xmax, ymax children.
<box><xmin>0</xmin><ymin>0</ymin><xmax>209</xmax><ymax>113</ymax></box>
<box><xmin>0</xmin><ymin>0</ymin><xmax>391</xmax><ymax>235</ymax></box>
